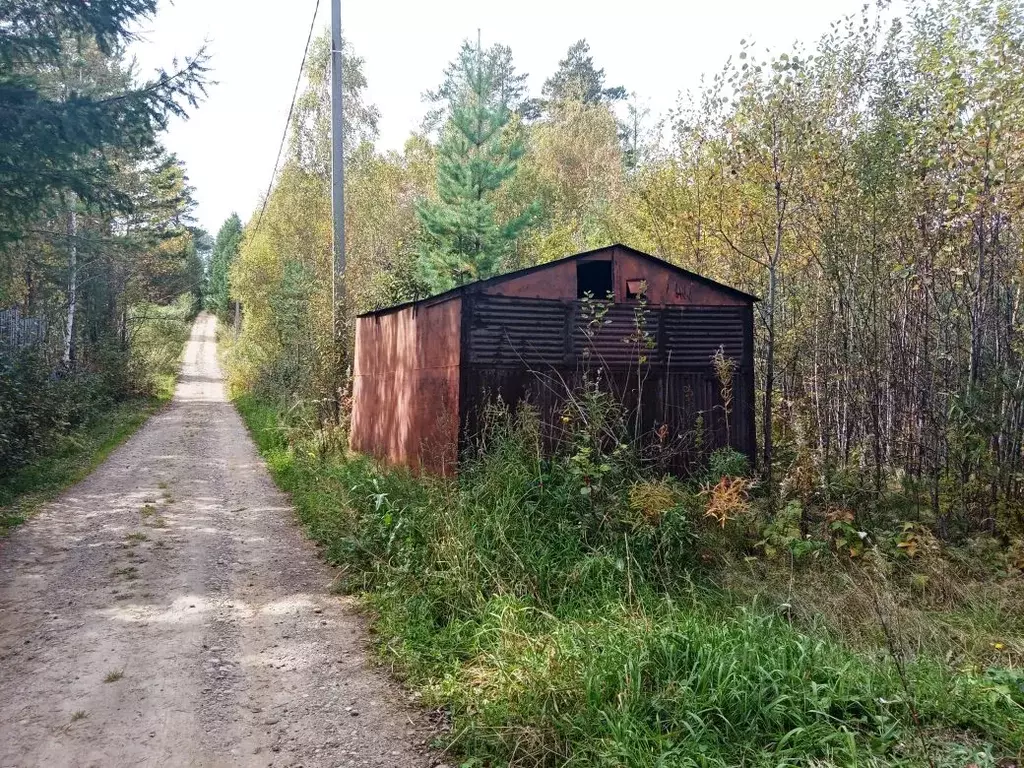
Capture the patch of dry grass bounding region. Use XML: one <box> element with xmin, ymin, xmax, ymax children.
<box><xmin>719</xmin><ymin>549</ymin><xmax>1024</xmax><ymax>668</ymax></box>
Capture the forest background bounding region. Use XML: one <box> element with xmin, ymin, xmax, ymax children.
<box><xmin>5</xmin><ymin>0</ymin><xmax>1024</xmax><ymax>764</ymax></box>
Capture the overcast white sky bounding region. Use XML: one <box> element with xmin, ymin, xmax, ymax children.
<box><xmin>131</xmin><ymin>0</ymin><xmax>874</xmax><ymax>235</ymax></box>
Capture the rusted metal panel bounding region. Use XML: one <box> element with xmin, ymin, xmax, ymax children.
<box><xmin>661</xmin><ymin>307</ymin><xmax>746</xmax><ymax>368</ymax></box>
<box><xmin>481</xmin><ymin>257</ymin><xmax>579</xmax><ymax>300</ymax></box>
<box><xmin>741</xmin><ymin>304</ymin><xmax>757</xmax><ymax>464</ymax></box>
<box><xmin>612</xmin><ymin>247</ymin><xmax>748</xmax><ymax>307</ymax></box>
<box><xmin>478</xmin><ymin>245</ymin><xmax>750</xmax><ymax>308</ymax></box>
<box><xmin>466</xmin><ymin>295</ymin><xmax>571</xmax><ymax>366</ymax></box>
<box><xmin>465</xmin><ymin>296</ymin><xmax>743</xmax><ymax>372</ymax></box>
<box><xmin>573</xmin><ymin>303</ymin><xmax>660</xmax><ymax>366</ymax></box>
<box><xmin>458</xmin><ymin>294</ymin><xmax>755</xmax><ymax>473</ymax></box>
<box><xmin>350</xmin><ymin>296</ymin><xmax>461</xmax><ymax>475</ymax></box>
<box><xmin>657</xmin><ymin>371</ymin><xmax>714</xmax><ymax>472</ymax></box>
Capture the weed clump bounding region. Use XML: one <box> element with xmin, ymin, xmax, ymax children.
<box><xmin>236</xmin><ymin>391</ymin><xmax>1024</xmax><ymax>767</ymax></box>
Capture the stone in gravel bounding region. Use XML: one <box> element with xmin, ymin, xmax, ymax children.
<box><xmin>0</xmin><ymin>313</ymin><xmax>437</xmax><ymax>768</ymax></box>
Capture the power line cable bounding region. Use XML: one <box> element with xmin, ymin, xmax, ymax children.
<box><xmin>246</xmin><ymin>0</ymin><xmax>322</xmax><ymax>246</ymax></box>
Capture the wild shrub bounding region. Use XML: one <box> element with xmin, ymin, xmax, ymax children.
<box><xmin>0</xmin><ymin>295</ymin><xmax>193</xmax><ymax>474</ymax></box>
<box><xmin>757</xmin><ymin>499</ymin><xmax>821</xmax><ymax>560</ymax></box>
<box><xmin>705</xmin><ymin>445</ymin><xmax>750</xmax><ymax>480</ymax></box>
<box><xmin>700</xmin><ymin>474</ymin><xmax>752</xmax><ymax>528</ymax></box>
<box><xmin>236</xmin><ymin>388</ymin><xmax>1024</xmax><ymax>767</ymax></box>
<box><xmin>0</xmin><ymin>350</ymin><xmax>63</xmax><ymax>468</ymax></box>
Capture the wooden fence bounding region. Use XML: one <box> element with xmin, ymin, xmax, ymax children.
<box><xmin>0</xmin><ymin>307</ymin><xmax>48</xmax><ymax>350</ymax></box>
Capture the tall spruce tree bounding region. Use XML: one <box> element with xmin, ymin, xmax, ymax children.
<box><xmin>208</xmin><ymin>213</ymin><xmax>243</xmax><ymax>319</ymax></box>
<box><xmin>542</xmin><ymin>40</ymin><xmax>626</xmax><ymax>107</ymax></box>
<box><xmin>0</xmin><ymin>0</ymin><xmax>208</xmax><ymax>239</ymax></box>
<box><xmin>416</xmin><ymin>40</ymin><xmax>536</xmax><ymax>293</ymax></box>
<box><xmin>422</xmin><ymin>41</ymin><xmax>530</xmax><ymax>133</ymax></box>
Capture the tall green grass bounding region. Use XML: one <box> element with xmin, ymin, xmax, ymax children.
<box><xmin>235</xmin><ymin>392</ymin><xmax>1023</xmax><ymax>767</ymax></box>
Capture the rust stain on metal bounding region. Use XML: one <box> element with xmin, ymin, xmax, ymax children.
<box><xmin>350</xmin><ymin>296</ymin><xmax>461</xmax><ymax>475</ymax></box>
<box><xmin>350</xmin><ymin>245</ymin><xmax>758</xmax><ymax>476</ymax></box>
<box><xmin>482</xmin><ymin>257</ymin><xmax>578</xmax><ymax>300</ymax></box>
<box><xmin>612</xmin><ymin>248</ymin><xmax>747</xmax><ymax>306</ymax></box>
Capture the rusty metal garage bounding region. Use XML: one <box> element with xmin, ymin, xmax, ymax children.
<box><xmin>350</xmin><ymin>244</ymin><xmax>757</xmax><ymax>475</ymax></box>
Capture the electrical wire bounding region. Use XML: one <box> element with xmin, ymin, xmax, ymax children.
<box><xmin>245</xmin><ymin>0</ymin><xmax>322</xmax><ymax>246</ymax></box>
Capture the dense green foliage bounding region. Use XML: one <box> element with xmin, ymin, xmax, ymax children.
<box><xmin>237</xmin><ymin>391</ymin><xmax>1024</xmax><ymax>766</ymax></box>
<box><xmin>0</xmin><ymin>0</ymin><xmax>206</xmax><ymax>478</ymax></box>
<box><xmin>207</xmin><ymin>213</ymin><xmax>243</xmax><ymax>320</ymax></box>
<box><xmin>541</xmin><ymin>39</ymin><xmax>626</xmax><ymax>107</ymax></box>
<box><xmin>0</xmin><ymin>0</ymin><xmax>207</xmax><ymax>237</ymax></box>
<box><xmin>416</xmin><ymin>41</ymin><xmax>537</xmax><ymax>292</ymax></box>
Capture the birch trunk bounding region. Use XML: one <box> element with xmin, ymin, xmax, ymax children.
<box><xmin>63</xmin><ymin>193</ymin><xmax>78</xmax><ymax>367</ymax></box>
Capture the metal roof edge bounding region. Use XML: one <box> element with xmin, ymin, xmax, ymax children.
<box><xmin>356</xmin><ymin>286</ymin><xmax>466</xmax><ymax>319</ymax></box>
<box><xmin>605</xmin><ymin>244</ymin><xmax>761</xmax><ymax>302</ymax></box>
<box><xmin>355</xmin><ymin>244</ymin><xmax>759</xmax><ymax>319</ymax></box>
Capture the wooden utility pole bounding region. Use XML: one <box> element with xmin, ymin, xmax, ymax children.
<box><xmin>330</xmin><ymin>0</ymin><xmax>345</xmax><ymax>336</ymax></box>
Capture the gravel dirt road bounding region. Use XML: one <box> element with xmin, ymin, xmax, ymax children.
<box><xmin>0</xmin><ymin>313</ymin><xmax>437</xmax><ymax>767</ymax></box>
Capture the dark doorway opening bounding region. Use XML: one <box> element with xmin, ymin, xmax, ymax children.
<box><xmin>577</xmin><ymin>260</ymin><xmax>613</xmax><ymax>299</ymax></box>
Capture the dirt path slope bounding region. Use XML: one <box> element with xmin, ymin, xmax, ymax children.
<box><xmin>0</xmin><ymin>313</ymin><xmax>436</xmax><ymax>768</ymax></box>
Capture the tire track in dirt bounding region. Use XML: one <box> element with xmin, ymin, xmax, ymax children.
<box><xmin>0</xmin><ymin>313</ymin><xmax>437</xmax><ymax>767</ymax></box>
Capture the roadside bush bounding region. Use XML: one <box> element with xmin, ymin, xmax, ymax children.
<box><xmin>236</xmin><ymin>390</ymin><xmax>1024</xmax><ymax>767</ymax></box>
<box><xmin>129</xmin><ymin>295</ymin><xmax>195</xmax><ymax>395</ymax></box>
<box><xmin>0</xmin><ymin>295</ymin><xmax>194</xmax><ymax>474</ymax></box>
<box><xmin>0</xmin><ymin>350</ymin><xmax>62</xmax><ymax>469</ymax></box>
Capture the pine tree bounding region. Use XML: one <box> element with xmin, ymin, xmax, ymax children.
<box><xmin>0</xmin><ymin>0</ymin><xmax>208</xmax><ymax>238</ymax></box>
<box><xmin>208</xmin><ymin>213</ymin><xmax>243</xmax><ymax>319</ymax></box>
<box><xmin>542</xmin><ymin>40</ymin><xmax>626</xmax><ymax>107</ymax></box>
<box><xmin>422</xmin><ymin>41</ymin><xmax>530</xmax><ymax>133</ymax></box>
<box><xmin>415</xmin><ymin>41</ymin><xmax>537</xmax><ymax>293</ymax></box>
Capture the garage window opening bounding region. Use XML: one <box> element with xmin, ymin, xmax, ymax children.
<box><xmin>577</xmin><ymin>261</ymin><xmax>613</xmax><ymax>299</ymax></box>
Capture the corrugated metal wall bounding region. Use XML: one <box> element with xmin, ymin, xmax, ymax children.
<box><xmin>461</xmin><ymin>295</ymin><xmax>755</xmax><ymax>472</ymax></box>
<box><xmin>467</xmin><ymin>295</ymin><xmax>569</xmax><ymax>366</ymax></box>
<box><xmin>573</xmin><ymin>305</ymin><xmax>660</xmax><ymax>366</ymax></box>
<box><xmin>350</xmin><ymin>297</ymin><xmax>462</xmax><ymax>475</ymax></box>
<box><xmin>661</xmin><ymin>307</ymin><xmax>745</xmax><ymax>367</ymax></box>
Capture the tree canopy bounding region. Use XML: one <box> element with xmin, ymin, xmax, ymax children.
<box><xmin>0</xmin><ymin>0</ymin><xmax>208</xmax><ymax>238</ymax></box>
<box><xmin>208</xmin><ymin>214</ymin><xmax>243</xmax><ymax>320</ymax></box>
<box><xmin>415</xmin><ymin>40</ymin><xmax>537</xmax><ymax>292</ymax></box>
<box><xmin>541</xmin><ymin>39</ymin><xmax>626</xmax><ymax>106</ymax></box>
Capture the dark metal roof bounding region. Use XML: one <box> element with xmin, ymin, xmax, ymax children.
<box><xmin>356</xmin><ymin>243</ymin><xmax>760</xmax><ymax>319</ymax></box>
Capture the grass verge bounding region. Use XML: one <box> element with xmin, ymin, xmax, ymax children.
<box><xmin>0</xmin><ymin>393</ymin><xmax>169</xmax><ymax>535</ymax></box>
<box><xmin>0</xmin><ymin>297</ymin><xmax>191</xmax><ymax>535</ymax></box>
<box><xmin>234</xmin><ymin>391</ymin><xmax>1024</xmax><ymax>768</ymax></box>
